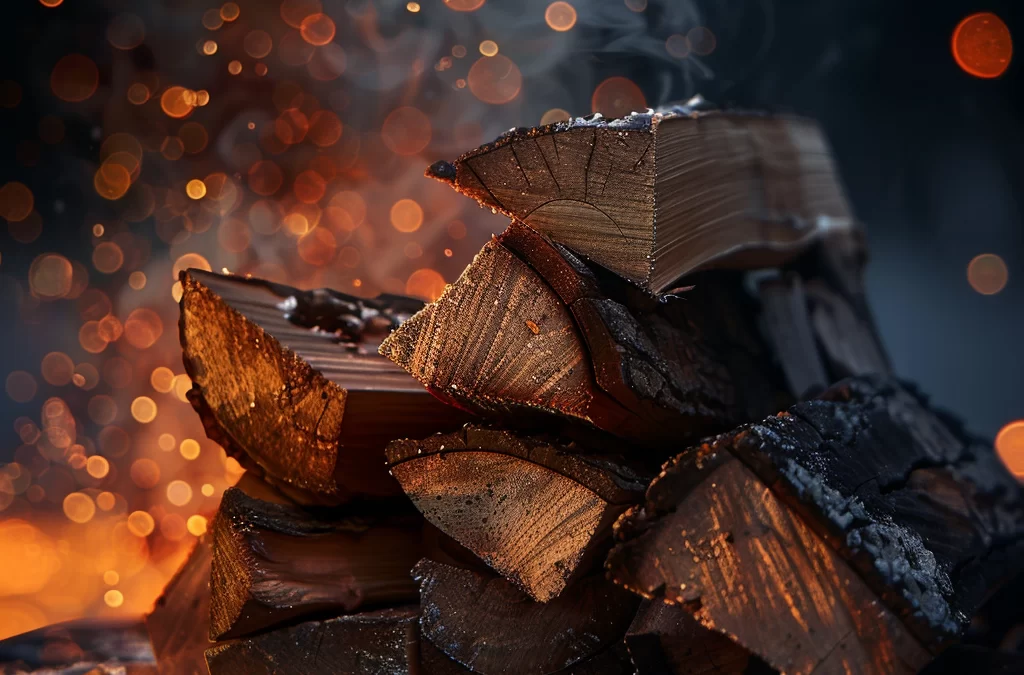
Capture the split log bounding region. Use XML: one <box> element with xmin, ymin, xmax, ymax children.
<box><xmin>179</xmin><ymin>269</ymin><xmax>471</xmax><ymax>497</ymax></box>
<box><xmin>414</xmin><ymin>558</ymin><xmax>639</xmax><ymax>675</ymax></box>
<box><xmin>608</xmin><ymin>375</ymin><xmax>1024</xmax><ymax>674</ymax></box>
<box><xmin>625</xmin><ymin>600</ymin><xmax>773</xmax><ymax>675</ymax></box>
<box><xmin>427</xmin><ymin>100</ymin><xmax>853</xmax><ymax>294</ymax></box>
<box><xmin>386</xmin><ymin>425</ymin><xmax>649</xmax><ymax>602</ymax></box>
<box><xmin>205</xmin><ymin>607</ymin><xmax>419</xmax><ymax>675</ymax></box>
<box><xmin>209</xmin><ymin>486</ymin><xmax>423</xmax><ymax>640</ymax></box>
<box><xmin>757</xmin><ymin>273</ymin><xmax>828</xmax><ymax>399</ymax></box>
<box><xmin>146</xmin><ymin>536</ymin><xmax>212</xmax><ymax>675</ymax></box>
<box><xmin>0</xmin><ymin>619</ymin><xmax>156</xmax><ymax>675</ymax></box>
<box><xmin>381</xmin><ymin>221</ymin><xmax>788</xmax><ymax>445</ymax></box>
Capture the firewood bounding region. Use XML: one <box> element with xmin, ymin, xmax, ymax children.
<box><xmin>414</xmin><ymin>558</ymin><xmax>638</xmax><ymax>675</ymax></box>
<box><xmin>204</xmin><ymin>607</ymin><xmax>419</xmax><ymax>674</ymax></box>
<box><xmin>607</xmin><ymin>375</ymin><xmax>1024</xmax><ymax>674</ymax></box>
<box><xmin>209</xmin><ymin>486</ymin><xmax>423</xmax><ymax>641</ymax></box>
<box><xmin>757</xmin><ymin>273</ymin><xmax>828</xmax><ymax>399</ymax></box>
<box><xmin>426</xmin><ymin>101</ymin><xmax>853</xmax><ymax>295</ymax></box>
<box><xmin>0</xmin><ymin>619</ymin><xmax>157</xmax><ymax>675</ymax></box>
<box><xmin>803</xmin><ymin>279</ymin><xmax>889</xmax><ymax>378</ymax></box>
<box><xmin>179</xmin><ymin>269</ymin><xmax>471</xmax><ymax>497</ymax></box>
<box><xmin>146</xmin><ymin>536</ymin><xmax>212</xmax><ymax>675</ymax></box>
<box><xmin>385</xmin><ymin>425</ymin><xmax>649</xmax><ymax>602</ymax></box>
<box><xmin>625</xmin><ymin>600</ymin><xmax>773</xmax><ymax>675</ymax></box>
<box><xmin>380</xmin><ymin>221</ymin><xmax>788</xmax><ymax>445</ymax></box>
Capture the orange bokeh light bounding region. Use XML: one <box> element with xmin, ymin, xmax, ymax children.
<box><xmin>996</xmin><ymin>421</ymin><xmax>1024</xmax><ymax>478</ymax></box>
<box><xmin>160</xmin><ymin>86</ymin><xmax>197</xmax><ymax>119</ymax></box>
<box><xmin>406</xmin><ymin>268</ymin><xmax>447</xmax><ymax>301</ymax></box>
<box><xmin>281</xmin><ymin>0</ymin><xmax>323</xmax><ymax>28</ymax></box>
<box><xmin>248</xmin><ymin>160</ymin><xmax>285</xmax><ymax>196</ymax></box>
<box><xmin>467</xmin><ymin>55</ymin><xmax>523</xmax><ymax>105</ymax></box>
<box><xmin>444</xmin><ymin>0</ymin><xmax>485</xmax><ymax>11</ymax></box>
<box><xmin>0</xmin><ymin>182</ymin><xmax>34</xmax><ymax>222</ymax></box>
<box><xmin>967</xmin><ymin>253</ymin><xmax>1008</xmax><ymax>295</ymax></box>
<box><xmin>545</xmin><ymin>2</ymin><xmax>577</xmax><ymax>32</ymax></box>
<box><xmin>953</xmin><ymin>12</ymin><xmax>1012</xmax><ymax>79</ymax></box>
<box><xmin>381</xmin><ymin>106</ymin><xmax>432</xmax><ymax>155</ymax></box>
<box><xmin>300</xmin><ymin>13</ymin><xmax>336</xmax><ymax>46</ymax></box>
<box><xmin>591</xmin><ymin>76</ymin><xmax>647</xmax><ymax>117</ymax></box>
<box><xmin>50</xmin><ymin>54</ymin><xmax>99</xmax><ymax>103</ymax></box>
<box><xmin>390</xmin><ymin>199</ymin><xmax>424</xmax><ymax>233</ymax></box>
<box><xmin>244</xmin><ymin>30</ymin><xmax>274</xmax><ymax>59</ymax></box>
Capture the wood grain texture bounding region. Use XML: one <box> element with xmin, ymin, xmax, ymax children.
<box><xmin>381</xmin><ymin>222</ymin><xmax>789</xmax><ymax>446</ymax></box>
<box><xmin>209</xmin><ymin>487</ymin><xmax>423</xmax><ymax>640</ymax></box>
<box><xmin>179</xmin><ymin>269</ymin><xmax>470</xmax><ymax>497</ymax></box>
<box><xmin>386</xmin><ymin>426</ymin><xmax>648</xmax><ymax>602</ymax></box>
<box><xmin>804</xmin><ymin>279</ymin><xmax>889</xmax><ymax>378</ymax></box>
<box><xmin>414</xmin><ymin>559</ymin><xmax>639</xmax><ymax>675</ymax></box>
<box><xmin>146</xmin><ymin>536</ymin><xmax>212</xmax><ymax>675</ymax></box>
<box><xmin>757</xmin><ymin>273</ymin><xmax>828</xmax><ymax>399</ymax></box>
<box><xmin>428</xmin><ymin>105</ymin><xmax>853</xmax><ymax>294</ymax></box>
<box><xmin>625</xmin><ymin>600</ymin><xmax>773</xmax><ymax>675</ymax></box>
<box><xmin>608</xmin><ymin>456</ymin><xmax>930</xmax><ymax>675</ymax></box>
<box><xmin>205</xmin><ymin>607</ymin><xmax>419</xmax><ymax>675</ymax></box>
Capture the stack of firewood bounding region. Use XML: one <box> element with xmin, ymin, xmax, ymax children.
<box><xmin>146</xmin><ymin>102</ymin><xmax>1024</xmax><ymax>675</ymax></box>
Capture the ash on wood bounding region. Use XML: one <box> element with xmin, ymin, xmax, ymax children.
<box><xmin>381</xmin><ymin>221</ymin><xmax>788</xmax><ymax>445</ymax></box>
<box><xmin>608</xmin><ymin>376</ymin><xmax>1024</xmax><ymax>673</ymax></box>
<box><xmin>386</xmin><ymin>425</ymin><xmax>648</xmax><ymax>602</ymax></box>
<box><xmin>414</xmin><ymin>558</ymin><xmax>639</xmax><ymax>675</ymax></box>
<box><xmin>205</xmin><ymin>607</ymin><xmax>419</xmax><ymax>675</ymax></box>
<box><xmin>209</xmin><ymin>487</ymin><xmax>423</xmax><ymax>640</ymax></box>
<box><xmin>427</xmin><ymin>100</ymin><xmax>853</xmax><ymax>294</ymax></box>
<box><xmin>146</xmin><ymin>536</ymin><xmax>212</xmax><ymax>675</ymax></box>
<box><xmin>179</xmin><ymin>269</ymin><xmax>471</xmax><ymax>497</ymax></box>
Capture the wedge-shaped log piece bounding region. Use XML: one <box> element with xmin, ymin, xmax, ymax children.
<box><xmin>381</xmin><ymin>222</ymin><xmax>787</xmax><ymax>444</ymax></box>
<box><xmin>608</xmin><ymin>453</ymin><xmax>930</xmax><ymax>675</ymax></box>
<box><xmin>205</xmin><ymin>607</ymin><xmax>419</xmax><ymax>675</ymax></box>
<box><xmin>179</xmin><ymin>269</ymin><xmax>470</xmax><ymax>496</ymax></box>
<box><xmin>210</xmin><ymin>486</ymin><xmax>423</xmax><ymax>640</ymax></box>
<box><xmin>803</xmin><ymin>279</ymin><xmax>889</xmax><ymax>378</ymax></box>
<box><xmin>146</xmin><ymin>536</ymin><xmax>212</xmax><ymax>675</ymax></box>
<box><xmin>609</xmin><ymin>376</ymin><xmax>1024</xmax><ymax>673</ymax></box>
<box><xmin>757</xmin><ymin>273</ymin><xmax>828</xmax><ymax>399</ymax></box>
<box><xmin>625</xmin><ymin>600</ymin><xmax>772</xmax><ymax>675</ymax></box>
<box><xmin>414</xmin><ymin>559</ymin><xmax>638</xmax><ymax>675</ymax></box>
<box><xmin>428</xmin><ymin>100</ymin><xmax>853</xmax><ymax>294</ymax></box>
<box><xmin>386</xmin><ymin>426</ymin><xmax>648</xmax><ymax>602</ymax></box>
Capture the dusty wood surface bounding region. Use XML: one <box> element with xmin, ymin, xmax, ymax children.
<box><xmin>145</xmin><ymin>536</ymin><xmax>212</xmax><ymax>675</ymax></box>
<box><xmin>608</xmin><ymin>454</ymin><xmax>930</xmax><ymax>675</ymax></box>
<box><xmin>414</xmin><ymin>558</ymin><xmax>638</xmax><ymax>675</ymax></box>
<box><xmin>205</xmin><ymin>607</ymin><xmax>419</xmax><ymax>674</ymax></box>
<box><xmin>209</xmin><ymin>487</ymin><xmax>423</xmax><ymax>640</ymax></box>
<box><xmin>427</xmin><ymin>102</ymin><xmax>852</xmax><ymax>294</ymax></box>
<box><xmin>625</xmin><ymin>600</ymin><xmax>773</xmax><ymax>675</ymax></box>
<box><xmin>381</xmin><ymin>221</ymin><xmax>789</xmax><ymax>446</ymax></box>
<box><xmin>179</xmin><ymin>269</ymin><xmax>470</xmax><ymax>498</ymax></box>
<box><xmin>386</xmin><ymin>425</ymin><xmax>648</xmax><ymax>602</ymax></box>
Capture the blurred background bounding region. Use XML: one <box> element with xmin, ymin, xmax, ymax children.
<box><xmin>0</xmin><ymin>0</ymin><xmax>1020</xmax><ymax>641</ymax></box>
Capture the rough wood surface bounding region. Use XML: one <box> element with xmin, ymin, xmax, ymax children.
<box><xmin>205</xmin><ymin>607</ymin><xmax>419</xmax><ymax>674</ymax></box>
<box><xmin>427</xmin><ymin>101</ymin><xmax>852</xmax><ymax>294</ymax></box>
<box><xmin>386</xmin><ymin>426</ymin><xmax>648</xmax><ymax>602</ymax></box>
<box><xmin>757</xmin><ymin>273</ymin><xmax>828</xmax><ymax>399</ymax></box>
<box><xmin>146</xmin><ymin>536</ymin><xmax>212</xmax><ymax>675</ymax></box>
<box><xmin>0</xmin><ymin>619</ymin><xmax>156</xmax><ymax>675</ymax></box>
<box><xmin>804</xmin><ymin>279</ymin><xmax>890</xmax><ymax>378</ymax></box>
<box><xmin>608</xmin><ymin>454</ymin><xmax>930</xmax><ymax>675</ymax></box>
<box><xmin>179</xmin><ymin>269</ymin><xmax>470</xmax><ymax>497</ymax></box>
<box><xmin>414</xmin><ymin>559</ymin><xmax>639</xmax><ymax>675</ymax></box>
<box><xmin>381</xmin><ymin>221</ymin><xmax>788</xmax><ymax>446</ymax></box>
<box><xmin>209</xmin><ymin>487</ymin><xmax>423</xmax><ymax>640</ymax></box>
<box><xmin>625</xmin><ymin>600</ymin><xmax>773</xmax><ymax>675</ymax></box>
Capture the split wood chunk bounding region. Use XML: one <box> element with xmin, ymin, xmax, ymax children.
<box><xmin>146</xmin><ymin>536</ymin><xmax>212</xmax><ymax>675</ymax></box>
<box><xmin>0</xmin><ymin>619</ymin><xmax>157</xmax><ymax>675</ymax></box>
<box><xmin>179</xmin><ymin>269</ymin><xmax>470</xmax><ymax>497</ymax></box>
<box><xmin>427</xmin><ymin>101</ymin><xmax>853</xmax><ymax>294</ymax></box>
<box><xmin>386</xmin><ymin>426</ymin><xmax>649</xmax><ymax>602</ymax></box>
<box><xmin>757</xmin><ymin>273</ymin><xmax>828</xmax><ymax>399</ymax></box>
<box><xmin>414</xmin><ymin>559</ymin><xmax>639</xmax><ymax>675</ymax></box>
<box><xmin>381</xmin><ymin>221</ymin><xmax>788</xmax><ymax>444</ymax></box>
<box><xmin>803</xmin><ymin>279</ymin><xmax>890</xmax><ymax>378</ymax></box>
<box><xmin>608</xmin><ymin>376</ymin><xmax>1024</xmax><ymax>673</ymax></box>
<box><xmin>625</xmin><ymin>600</ymin><xmax>773</xmax><ymax>675</ymax></box>
<box><xmin>205</xmin><ymin>607</ymin><xmax>419</xmax><ymax>675</ymax></box>
<box><xmin>209</xmin><ymin>486</ymin><xmax>423</xmax><ymax>641</ymax></box>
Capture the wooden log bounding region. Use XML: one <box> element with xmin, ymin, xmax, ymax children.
<box><xmin>624</xmin><ymin>600</ymin><xmax>773</xmax><ymax>675</ymax></box>
<box><xmin>0</xmin><ymin>619</ymin><xmax>156</xmax><ymax>674</ymax></box>
<box><xmin>146</xmin><ymin>536</ymin><xmax>212</xmax><ymax>675</ymax></box>
<box><xmin>427</xmin><ymin>100</ymin><xmax>853</xmax><ymax>295</ymax></box>
<box><xmin>209</xmin><ymin>486</ymin><xmax>424</xmax><ymax>641</ymax></box>
<box><xmin>380</xmin><ymin>221</ymin><xmax>788</xmax><ymax>446</ymax></box>
<box><xmin>757</xmin><ymin>272</ymin><xmax>828</xmax><ymax>399</ymax></box>
<box><xmin>414</xmin><ymin>558</ymin><xmax>639</xmax><ymax>675</ymax></box>
<box><xmin>803</xmin><ymin>279</ymin><xmax>890</xmax><ymax>378</ymax></box>
<box><xmin>205</xmin><ymin>607</ymin><xmax>419</xmax><ymax>675</ymax></box>
<box><xmin>179</xmin><ymin>269</ymin><xmax>471</xmax><ymax>497</ymax></box>
<box><xmin>608</xmin><ymin>375</ymin><xmax>1024</xmax><ymax>673</ymax></box>
<box><xmin>386</xmin><ymin>425</ymin><xmax>649</xmax><ymax>602</ymax></box>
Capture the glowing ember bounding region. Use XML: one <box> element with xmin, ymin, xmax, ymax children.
<box><xmin>996</xmin><ymin>421</ymin><xmax>1024</xmax><ymax>478</ymax></box>
<box><xmin>468</xmin><ymin>55</ymin><xmax>522</xmax><ymax>105</ymax></box>
<box><xmin>967</xmin><ymin>253</ymin><xmax>1008</xmax><ymax>295</ymax></box>
<box><xmin>545</xmin><ymin>2</ymin><xmax>577</xmax><ymax>32</ymax></box>
<box><xmin>953</xmin><ymin>12</ymin><xmax>1012</xmax><ymax>79</ymax></box>
<box><xmin>50</xmin><ymin>54</ymin><xmax>99</xmax><ymax>103</ymax></box>
<box><xmin>407</xmin><ymin>2</ymin><xmax>421</xmax><ymax>12</ymax></box>
<box><xmin>591</xmin><ymin>76</ymin><xmax>646</xmax><ymax>117</ymax></box>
